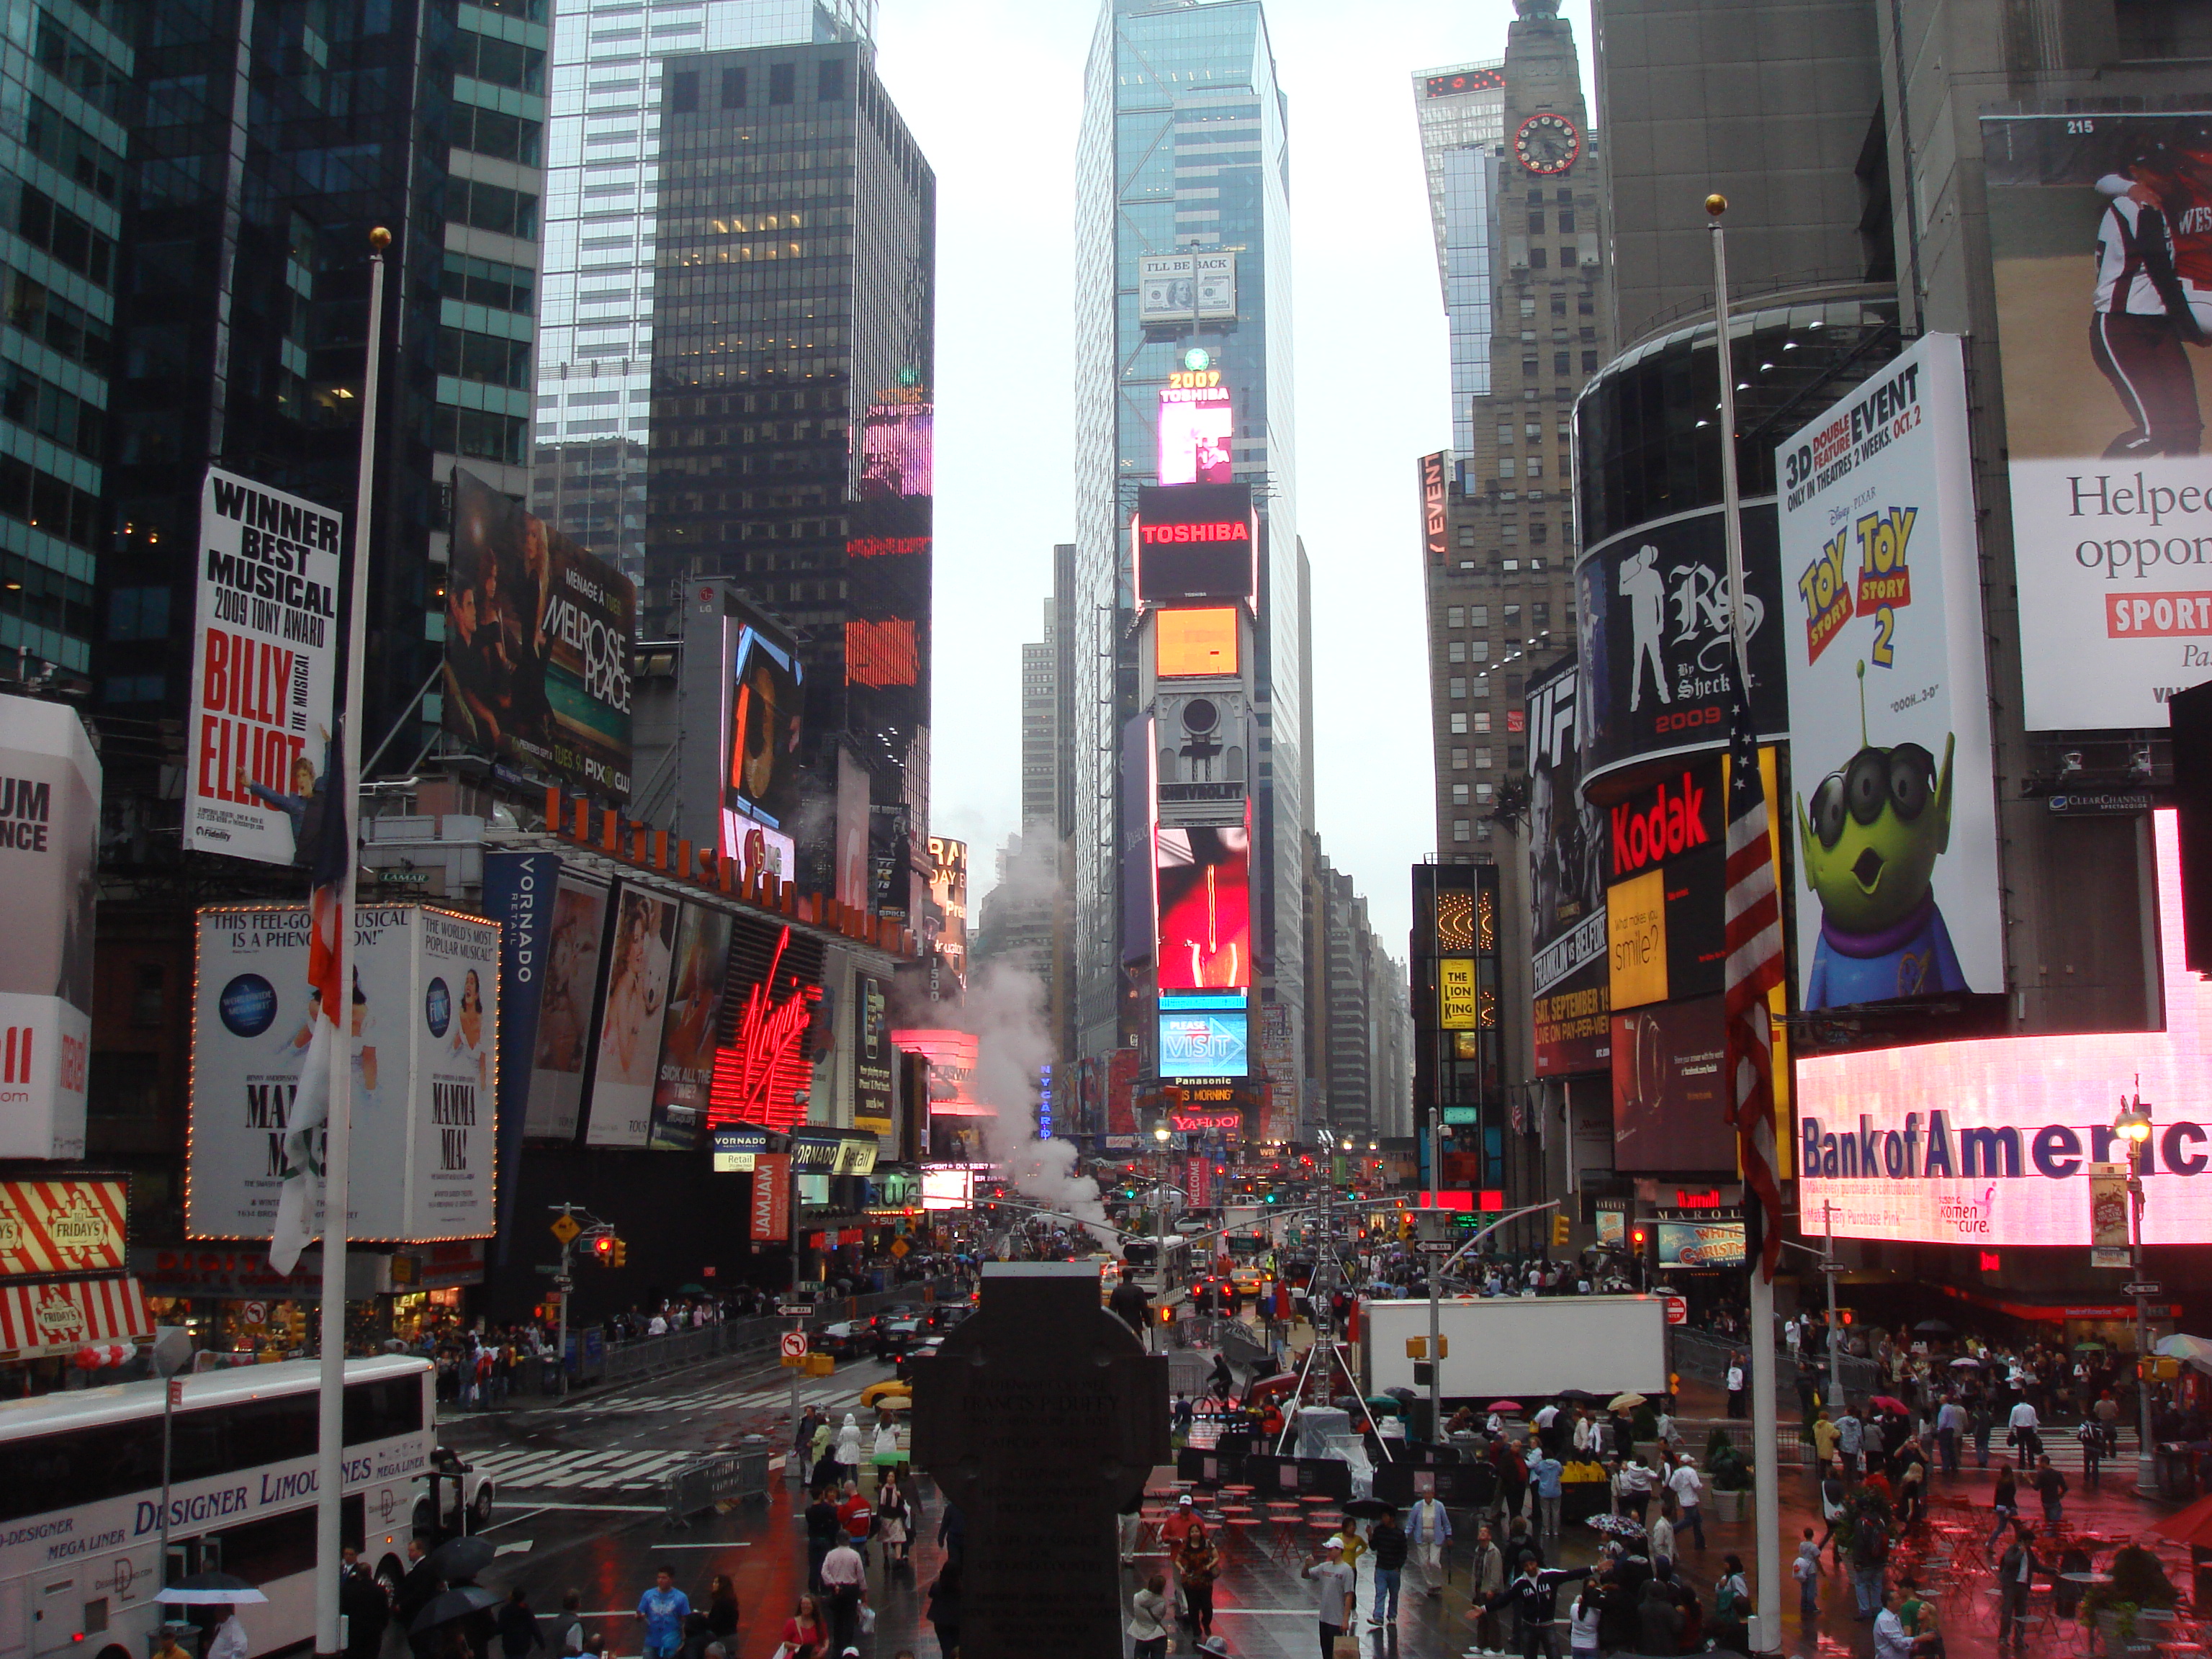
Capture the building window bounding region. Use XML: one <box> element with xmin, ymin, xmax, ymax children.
<box><xmin>1470</xmin><ymin>675</ymin><xmax>1489</xmax><ymax>698</ymax></box>
<box><xmin>1448</xmin><ymin>676</ymin><xmax>1466</xmax><ymax>699</ymax></box>
<box><xmin>108</xmin><ymin>585</ymin><xmax>169</xmax><ymax>641</ymax></box>
<box><xmin>1519</xmin><ymin>296</ymin><xmax>1537</xmax><ymax>318</ymax></box>
<box><xmin>131</xmin><ymin>963</ymin><xmax>164</xmax><ymax>1027</ymax></box>
<box><xmin>1578</xmin><ymin>294</ymin><xmax>1595</xmax><ymax>315</ymax></box>
<box><xmin>1474</xmin><ymin>747</ymin><xmax>1493</xmax><ymax>770</ymax></box>
<box><xmin>1509</xmin><ymin>745</ymin><xmax>1527</xmax><ymax>770</ymax></box>
<box><xmin>1503</xmin><ymin>603</ymin><xmax>1521</xmax><ymax>628</ymax></box>
<box><xmin>1470</xmin><ymin>639</ymin><xmax>1490</xmax><ymax>662</ymax></box>
<box><xmin>1498</xmin><ymin>457</ymin><xmax>1516</xmax><ymax>479</ymax></box>
<box><xmin>722</xmin><ymin>66</ymin><xmax>747</xmax><ymax>107</ymax></box>
<box><xmin>451</xmin><ymin>106</ymin><xmax>543</xmax><ymax>165</ymax></box>
<box><xmin>769</xmin><ymin>62</ymin><xmax>795</xmax><ymax>103</ymax></box>
<box><xmin>1446</xmin><ymin>606</ymin><xmax>1464</xmax><ymax>627</ymax></box>
<box><xmin>433</xmin><ymin>405</ymin><xmax>529</xmax><ymax>465</ymax></box>
<box><xmin>1449</xmin><ymin>712</ymin><xmax>1467</xmax><ymax>735</ymax></box>
<box><xmin>1531</xmin><ymin>247</ymin><xmax>1547</xmax><ymax>270</ymax></box>
<box><xmin>1453</xmin><ymin>819</ymin><xmax>1471</xmax><ymax>842</ymax></box>
<box><xmin>1452</xmin><ymin>784</ymin><xmax>1470</xmax><ymax>806</ymax></box>
<box><xmin>1473</xmin><ymin>710</ymin><xmax>1492</xmax><ymax>734</ymax></box>
<box><xmin>1501</xmin><ymin>558</ymin><xmax>1520</xmax><ymax>572</ymax></box>
<box><xmin>819</xmin><ymin>59</ymin><xmax>846</xmax><ymax>100</ymax></box>
<box><xmin>1530</xmin><ymin>521</ymin><xmax>1550</xmax><ymax>543</ymax></box>
<box><xmin>668</xmin><ymin>69</ymin><xmax>698</xmax><ymax>112</ymax></box>
<box><xmin>447</xmin><ymin>179</ymin><xmax>539</xmax><ymax>239</ymax></box>
<box><xmin>1456</xmin><ymin>526</ymin><xmax>1475</xmax><ymax>547</ymax></box>
<box><xmin>1475</xmin><ymin>783</ymin><xmax>1495</xmax><ymax>801</ymax></box>
<box><xmin>1558</xmin><ymin>207</ymin><xmax>1576</xmax><ymax>234</ymax></box>
<box><xmin>1521</xmin><ymin>356</ymin><xmax>1539</xmax><ymax>377</ymax></box>
<box><xmin>1448</xmin><ymin>640</ymin><xmax>1465</xmax><ymax>664</ymax></box>
<box><xmin>1497</xmin><ymin>423</ymin><xmax>1514</xmax><ymax>444</ymax></box>
<box><xmin>1525</xmin><ymin>456</ymin><xmax>1542</xmax><ymax>479</ymax></box>
<box><xmin>1527</xmin><ymin>210</ymin><xmax>1545</xmax><ymax>235</ymax></box>
<box><xmin>1553</xmin><ymin>351</ymin><xmax>1570</xmax><ymax>375</ymax></box>
<box><xmin>1450</xmin><ymin>747</ymin><xmax>1468</xmax><ymax>769</ymax></box>
<box><xmin>437</xmin><ymin>326</ymin><xmax>532</xmax><ymax>389</ymax></box>
<box><xmin>1469</xmin><ymin>606</ymin><xmax>1488</xmax><ymax>627</ymax></box>
<box><xmin>1500</xmin><ymin>522</ymin><xmax>1518</xmax><ymax>542</ymax></box>
<box><xmin>456</xmin><ymin>30</ymin><xmax>545</xmax><ymax>93</ymax></box>
<box><xmin>1534</xmin><ymin>602</ymin><xmax>1551</xmax><ymax>629</ymax></box>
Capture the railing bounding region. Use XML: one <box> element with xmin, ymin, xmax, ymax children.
<box><xmin>662</xmin><ymin>1437</ymin><xmax>773</xmax><ymax>1524</ymax></box>
<box><xmin>1669</xmin><ymin>1325</ymin><xmax>1880</xmax><ymax>1401</ymax></box>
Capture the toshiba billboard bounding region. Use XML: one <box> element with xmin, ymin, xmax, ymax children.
<box><xmin>1133</xmin><ymin>483</ymin><xmax>1256</xmax><ymax>606</ymax></box>
<box><xmin>1799</xmin><ymin>811</ymin><xmax>2212</xmax><ymax>1247</ymax></box>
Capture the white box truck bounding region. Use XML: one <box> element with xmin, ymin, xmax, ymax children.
<box><xmin>1362</xmin><ymin>1295</ymin><xmax>1668</xmax><ymax>1403</ymax></box>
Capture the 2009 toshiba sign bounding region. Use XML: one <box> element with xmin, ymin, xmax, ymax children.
<box><xmin>1799</xmin><ymin>811</ymin><xmax>2212</xmax><ymax>1247</ymax></box>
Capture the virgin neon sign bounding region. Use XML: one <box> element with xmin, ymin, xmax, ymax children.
<box><xmin>707</xmin><ymin>925</ymin><xmax>822</xmax><ymax>1133</ymax></box>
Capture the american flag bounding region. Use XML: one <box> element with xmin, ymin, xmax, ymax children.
<box><xmin>271</xmin><ymin>724</ymin><xmax>350</xmax><ymax>1274</ymax></box>
<box><xmin>1722</xmin><ymin>664</ymin><xmax>1784</xmax><ymax>1283</ymax></box>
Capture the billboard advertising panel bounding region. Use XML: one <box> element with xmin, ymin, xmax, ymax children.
<box><xmin>1601</xmin><ymin>758</ymin><xmax>1726</xmax><ymax>1012</ymax></box>
<box><xmin>446</xmin><ymin>467</ymin><xmax>635</xmax><ymax>800</ymax></box>
<box><xmin>186</xmin><ymin>469</ymin><xmax>340</xmax><ymax>866</ymax></box>
<box><xmin>1610</xmin><ymin>993</ymin><xmax>1735</xmax><ymax>1173</ymax></box>
<box><xmin>580</xmin><ymin>885</ymin><xmax>676</xmax><ymax>1148</ymax></box>
<box><xmin>708</xmin><ymin>917</ymin><xmax>825</xmax><ymax>1133</ymax></box>
<box><xmin>1134</xmin><ymin>483</ymin><xmax>1256</xmax><ymax>606</ymax></box>
<box><xmin>523</xmin><ymin>869</ymin><xmax>609</xmax><ymax>1141</ymax></box>
<box><xmin>1982</xmin><ymin>112</ymin><xmax>2212</xmax><ymax>729</ymax></box>
<box><xmin>1156</xmin><ymin>607</ymin><xmax>1240</xmax><ymax>678</ymax></box>
<box><xmin>1656</xmin><ymin>1218</ymin><xmax>1745</xmax><ymax>1269</ymax></box>
<box><xmin>1159</xmin><ymin>385</ymin><xmax>1234</xmax><ymax>486</ymax></box>
<box><xmin>1778</xmin><ymin>332</ymin><xmax>2002</xmax><ymax>1008</ymax></box>
<box><xmin>1527</xmin><ymin>661</ymin><xmax>1609</xmax><ymax>1074</ymax></box>
<box><xmin>727</xmin><ymin>621</ymin><xmax>804</xmax><ymax>834</ymax></box>
<box><xmin>1155</xmin><ymin>824</ymin><xmax>1251</xmax><ymax>991</ymax></box>
<box><xmin>925</xmin><ymin>837</ymin><xmax>968</xmax><ymax>985</ymax></box>
<box><xmin>647</xmin><ymin>903</ymin><xmax>734</xmax><ymax>1151</ymax></box>
<box><xmin>855</xmin><ymin>973</ymin><xmax>894</xmax><ymax>1129</ymax></box>
<box><xmin>189</xmin><ymin>904</ymin><xmax>498</xmax><ymax>1241</ymax></box>
<box><xmin>1800</xmin><ymin>809</ymin><xmax>2212</xmax><ymax>1245</ymax></box>
<box><xmin>1159</xmin><ymin>1002</ymin><xmax>1249</xmax><ymax>1079</ymax></box>
<box><xmin>480</xmin><ymin>850</ymin><xmax>557</xmax><ymax>1249</ymax></box>
<box><xmin>0</xmin><ymin>695</ymin><xmax>96</xmax><ymax>1160</ymax></box>
<box><xmin>1575</xmin><ymin>503</ymin><xmax>1787</xmax><ymax>790</ymax></box>
<box><xmin>1137</xmin><ymin>251</ymin><xmax>1238</xmax><ymax>323</ymax></box>
<box><xmin>0</xmin><ymin>1177</ymin><xmax>125</xmax><ymax>1275</ymax></box>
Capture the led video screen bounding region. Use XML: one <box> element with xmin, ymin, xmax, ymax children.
<box><xmin>1159</xmin><ymin>1009</ymin><xmax>1249</xmax><ymax>1079</ymax></box>
<box><xmin>1156</xmin><ymin>607</ymin><xmax>1239</xmax><ymax>678</ymax></box>
<box><xmin>1156</xmin><ymin>825</ymin><xmax>1251</xmax><ymax>991</ymax></box>
<box><xmin>1158</xmin><ymin>385</ymin><xmax>1234</xmax><ymax>487</ymax></box>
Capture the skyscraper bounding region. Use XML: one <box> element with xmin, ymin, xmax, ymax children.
<box><xmin>1073</xmin><ymin>0</ymin><xmax>1306</xmax><ymax>1125</ymax></box>
<box><xmin>645</xmin><ymin>37</ymin><xmax>934</xmax><ymax>916</ymax></box>
<box><xmin>535</xmin><ymin>0</ymin><xmax>875</xmax><ymax>598</ymax></box>
<box><xmin>1411</xmin><ymin>60</ymin><xmax>1508</xmax><ymax>475</ymax></box>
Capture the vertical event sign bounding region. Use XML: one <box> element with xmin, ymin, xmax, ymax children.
<box><xmin>750</xmin><ymin>1152</ymin><xmax>791</xmax><ymax>1241</ymax></box>
<box><xmin>524</xmin><ymin>869</ymin><xmax>610</xmax><ymax>1140</ymax></box>
<box><xmin>647</xmin><ymin>903</ymin><xmax>735</xmax><ymax>1151</ymax></box>
<box><xmin>1981</xmin><ymin>113</ymin><xmax>2212</xmax><ymax>729</ymax></box>
<box><xmin>1421</xmin><ymin>451</ymin><xmax>1449</xmax><ymax>563</ymax></box>
<box><xmin>1776</xmin><ymin>332</ymin><xmax>2002</xmax><ymax>1009</ymax></box>
<box><xmin>0</xmin><ymin>695</ymin><xmax>96</xmax><ymax>1159</ymax></box>
<box><xmin>581</xmin><ymin>884</ymin><xmax>676</xmax><ymax>1148</ymax></box>
<box><xmin>186</xmin><ymin>469</ymin><xmax>341</xmax><ymax>866</ymax></box>
<box><xmin>1526</xmin><ymin>661</ymin><xmax>1610</xmax><ymax>1074</ymax></box>
<box><xmin>444</xmin><ymin>468</ymin><xmax>634</xmax><ymax>798</ymax></box>
<box><xmin>1437</xmin><ymin>959</ymin><xmax>1479</xmax><ymax>1029</ymax></box>
<box><xmin>1186</xmin><ymin>1154</ymin><xmax>1214</xmax><ymax>1210</ymax></box>
<box><xmin>482</xmin><ymin>851</ymin><xmax>558</xmax><ymax>1254</ymax></box>
<box><xmin>0</xmin><ymin>1178</ymin><xmax>125</xmax><ymax>1274</ymax></box>
<box><xmin>853</xmin><ymin>974</ymin><xmax>894</xmax><ymax>1130</ymax></box>
<box><xmin>188</xmin><ymin>904</ymin><xmax>497</xmax><ymax>1240</ymax></box>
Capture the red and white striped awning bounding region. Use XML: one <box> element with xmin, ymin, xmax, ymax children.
<box><xmin>0</xmin><ymin>1277</ymin><xmax>151</xmax><ymax>1357</ymax></box>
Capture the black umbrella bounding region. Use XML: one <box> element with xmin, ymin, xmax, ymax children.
<box><xmin>411</xmin><ymin>1587</ymin><xmax>503</xmax><ymax>1635</ymax></box>
<box><xmin>1913</xmin><ymin>1319</ymin><xmax>1956</xmax><ymax>1336</ymax></box>
<box><xmin>1555</xmin><ymin>1388</ymin><xmax>1603</xmax><ymax>1403</ymax></box>
<box><xmin>1343</xmin><ymin>1497</ymin><xmax>1398</xmax><ymax>1519</ymax></box>
<box><xmin>428</xmin><ymin>1536</ymin><xmax>497</xmax><ymax>1583</ymax></box>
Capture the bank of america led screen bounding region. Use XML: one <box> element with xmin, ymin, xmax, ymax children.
<box><xmin>1155</xmin><ymin>824</ymin><xmax>1250</xmax><ymax>991</ymax></box>
<box><xmin>1159</xmin><ymin>1009</ymin><xmax>1249</xmax><ymax>1079</ymax></box>
<box><xmin>1799</xmin><ymin>811</ymin><xmax>2212</xmax><ymax>1247</ymax></box>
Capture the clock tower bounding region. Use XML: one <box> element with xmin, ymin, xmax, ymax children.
<box><xmin>1413</xmin><ymin>0</ymin><xmax>1612</xmax><ymax>1214</ymax></box>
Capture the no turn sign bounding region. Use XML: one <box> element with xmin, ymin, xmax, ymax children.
<box><xmin>1663</xmin><ymin>1295</ymin><xmax>1689</xmax><ymax>1326</ymax></box>
<box><xmin>780</xmin><ymin>1331</ymin><xmax>809</xmax><ymax>1359</ymax></box>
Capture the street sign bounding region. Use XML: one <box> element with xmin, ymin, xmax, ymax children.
<box><xmin>1416</xmin><ymin>1240</ymin><xmax>1455</xmax><ymax>1255</ymax></box>
<box><xmin>534</xmin><ymin>1264</ymin><xmax>559</xmax><ymax>1275</ymax></box>
<box><xmin>778</xmin><ymin>1303</ymin><xmax>817</xmax><ymax>1318</ymax></box>
<box><xmin>2123</xmin><ymin>1281</ymin><xmax>2163</xmax><ymax>1297</ymax></box>
<box><xmin>890</xmin><ymin>1238</ymin><xmax>910</xmax><ymax>1258</ymax></box>
<box><xmin>550</xmin><ymin>1214</ymin><xmax>581</xmax><ymax>1245</ymax></box>
<box><xmin>1664</xmin><ymin>1295</ymin><xmax>1689</xmax><ymax>1326</ymax></box>
<box><xmin>780</xmin><ymin>1331</ymin><xmax>809</xmax><ymax>1359</ymax></box>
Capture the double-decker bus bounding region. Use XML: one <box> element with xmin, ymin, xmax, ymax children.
<box><xmin>0</xmin><ymin>1357</ymin><xmax>460</xmax><ymax>1659</ymax></box>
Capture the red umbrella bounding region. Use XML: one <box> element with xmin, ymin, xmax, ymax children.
<box><xmin>1871</xmin><ymin>1395</ymin><xmax>1910</xmax><ymax>1414</ymax></box>
<box><xmin>1488</xmin><ymin>1400</ymin><xmax>1524</xmax><ymax>1412</ymax></box>
<box><xmin>2154</xmin><ymin>1491</ymin><xmax>2212</xmax><ymax>1550</ymax></box>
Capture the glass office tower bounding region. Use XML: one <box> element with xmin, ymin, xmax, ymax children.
<box><xmin>646</xmin><ymin>37</ymin><xmax>933</xmax><ymax>911</ymax></box>
<box><xmin>1411</xmin><ymin>61</ymin><xmax>1506</xmax><ymax>473</ymax></box>
<box><xmin>1073</xmin><ymin>0</ymin><xmax>1305</xmax><ymax>1125</ymax></box>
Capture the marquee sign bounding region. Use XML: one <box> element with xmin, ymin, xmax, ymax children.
<box><xmin>0</xmin><ymin>1178</ymin><xmax>125</xmax><ymax>1275</ymax></box>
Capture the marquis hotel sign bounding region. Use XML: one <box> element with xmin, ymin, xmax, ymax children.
<box><xmin>1799</xmin><ymin>809</ymin><xmax>2212</xmax><ymax>1246</ymax></box>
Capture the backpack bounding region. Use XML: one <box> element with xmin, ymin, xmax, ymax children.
<box><xmin>1715</xmin><ymin>1576</ymin><xmax>1746</xmax><ymax>1619</ymax></box>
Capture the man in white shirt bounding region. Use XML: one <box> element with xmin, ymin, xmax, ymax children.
<box><xmin>1304</xmin><ymin>1538</ymin><xmax>1358</xmax><ymax>1659</ymax></box>
<box><xmin>1873</xmin><ymin>1583</ymin><xmax>1915</xmax><ymax>1659</ymax></box>
<box><xmin>1666</xmin><ymin>1458</ymin><xmax>1706</xmax><ymax>1553</ymax></box>
<box><xmin>2009</xmin><ymin>1397</ymin><xmax>2043</xmax><ymax>1460</ymax></box>
<box><xmin>1407</xmin><ymin>1493</ymin><xmax>1453</xmax><ymax>1597</ymax></box>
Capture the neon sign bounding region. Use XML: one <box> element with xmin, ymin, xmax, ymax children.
<box><xmin>707</xmin><ymin>925</ymin><xmax>822</xmax><ymax>1133</ymax></box>
<box><xmin>1138</xmin><ymin>521</ymin><xmax>1249</xmax><ymax>545</ymax></box>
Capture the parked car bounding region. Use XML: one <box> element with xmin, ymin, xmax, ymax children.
<box><xmin>922</xmin><ymin>1300</ymin><xmax>975</xmax><ymax>1333</ymax></box>
<box><xmin>873</xmin><ymin>1316</ymin><xmax>928</xmax><ymax>1360</ymax></box>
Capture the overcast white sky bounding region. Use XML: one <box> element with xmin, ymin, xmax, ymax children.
<box><xmin>876</xmin><ymin>0</ymin><xmax>1597</xmax><ymax>953</ymax></box>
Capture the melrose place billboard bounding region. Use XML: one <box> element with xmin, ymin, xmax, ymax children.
<box><xmin>1799</xmin><ymin>810</ymin><xmax>2212</xmax><ymax>1247</ymax></box>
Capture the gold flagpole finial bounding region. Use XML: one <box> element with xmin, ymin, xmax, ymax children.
<box><xmin>1705</xmin><ymin>194</ymin><xmax>1728</xmax><ymax>217</ymax></box>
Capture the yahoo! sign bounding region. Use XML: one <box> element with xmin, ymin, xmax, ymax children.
<box><xmin>1798</xmin><ymin>809</ymin><xmax>2212</xmax><ymax>1246</ymax></box>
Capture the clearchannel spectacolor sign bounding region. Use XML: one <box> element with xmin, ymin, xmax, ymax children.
<box><xmin>1798</xmin><ymin>810</ymin><xmax>2212</xmax><ymax>1247</ymax></box>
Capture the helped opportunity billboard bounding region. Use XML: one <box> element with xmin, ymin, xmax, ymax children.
<box><xmin>445</xmin><ymin>468</ymin><xmax>634</xmax><ymax>799</ymax></box>
<box><xmin>1527</xmin><ymin>661</ymin><xmax>1609</xmax><ymax>1074</ymax></box>
<box><xmin>1799</xmin><ymin>811</ymin><xmax>2212</xmax><ymax>1247</ymax></box>
<box><xmin>186</xmin><ymin>469</ymin><xmax>341</xmax><ymax>866</ymax></box>
<box><xmin>1984</xmin><ymin>112</ymin><xmax>2212</xmax><ymax>729</ymax></box>
<box><xmin>0</xmin><ymin>695</ymin><xmax>96</xmax><ymax>1161</ymax></box>
<box><xmin>1777</xmin><ymin>333</ymin><xmax>2002</xmax><ymax>1009</ymax></box>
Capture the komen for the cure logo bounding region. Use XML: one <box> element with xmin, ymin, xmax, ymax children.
<box><xmin>1935</xmin><ymin>1184</ymin><xmax>2000</xmax><ymax>1236</ymax></box>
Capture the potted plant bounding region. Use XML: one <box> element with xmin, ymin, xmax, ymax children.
<box><xmin>1706</xmin><ymin>1431</ymin><xmax>1753</xmax><ymax>1521</ymax></box>
<box><xmin>2082</xmin><ymin>1547</ymin><xmax>2178</xmax><ymax>1656</ymax></box>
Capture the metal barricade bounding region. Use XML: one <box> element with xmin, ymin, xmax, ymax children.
<box><xmin>661</xmin><ymin>1437</ymin><xmax>773</xmax><ymax>1525</ymax></box>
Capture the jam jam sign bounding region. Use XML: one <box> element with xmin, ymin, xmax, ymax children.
<box><xmin>708</xmin><ymin>925</ymin><xmax>822</xmax><ymax>1132</ymax></box>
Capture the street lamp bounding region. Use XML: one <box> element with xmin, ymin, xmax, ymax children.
<box><xmin>1153</xmin><ymin>1121</ymin><xmax>1173</xmax><ymax>1346</ymax></box>
<box><xmin>2113</xmin><ymin>1089</ymin><xmax>2158</xmax><ymax>1495</ymax></box>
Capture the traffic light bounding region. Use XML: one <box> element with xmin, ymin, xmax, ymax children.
<box><xmin>1629</xmin><ymin>1226</ymin><xmax>1647</xmax><ymax>1251</ymax></box>
<box><xmin>1551</xmin><ymin>1213</ymin><xmax>1572</xmax><ymax>1248</ymax></box>
<box><xmin>611</xmin><ymin>1239</ymin><xmax>628</xmax><ymax>1268</ymax></box>
<box><xmin>591</xmin><ymin>1231</ymin><xmax>616</xmax><ymax>1265</ymax></box>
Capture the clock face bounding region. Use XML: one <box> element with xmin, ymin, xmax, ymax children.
<box><xmin>1515</xmin><ymin>112</ymin><xmax>1581</xmax><ymax>175</ymax></box>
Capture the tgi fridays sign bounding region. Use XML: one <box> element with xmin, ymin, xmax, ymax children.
<box><xmin>0</xmin><ymin>1178</ymin><xmax>125</xmax><ymax>1274</ymax></box>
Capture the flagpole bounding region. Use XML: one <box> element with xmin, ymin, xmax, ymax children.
<box><xmin>1709</xmin><ymin>193</ymin><xmax>1781</xmax><ymax>1656</ymax></box>
<box><xmin>315</xmin><ymin>225</ymin><xmax>388</xmax><ymax>1659</ymax></box>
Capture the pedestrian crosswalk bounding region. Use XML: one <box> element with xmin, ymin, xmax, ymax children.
<box><xmin>555</xmin><ymin>1373</ymin><xmax>865</xmax><ymax>1418</ymax></box>
<box><xmin>462</xmin><ymin>1444</ymin><xmax>701</xmax><ymax>1492</ymax></box>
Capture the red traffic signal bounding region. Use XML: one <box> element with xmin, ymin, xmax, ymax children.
<box><xmin>1629</xmin><ymin>1226</ymin><xmax>1647</xmax><ymax>1249</ymax></box>
<box><xmin>591</xmin><ymin>1232</ymin><xmax>616</xmax><ymax>1264</ymax></box>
